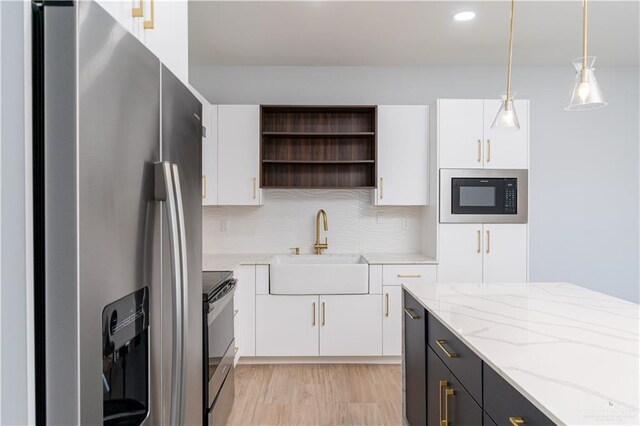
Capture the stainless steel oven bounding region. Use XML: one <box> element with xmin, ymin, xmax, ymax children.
<box><xmin>440</xmin><ymin>169</ymin><xmax>528</xmax><ymax>223</ymax></box>
<box><xmin>203</xmin><ymin>271</ymin><xmax>237</xmax><ymax>426</ymax></box>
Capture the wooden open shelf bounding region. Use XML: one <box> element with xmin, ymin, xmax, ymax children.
<box><xmin>261</xmin><ymin>106</ymin><xmax>377</xmax><ymax>188</ymax></box>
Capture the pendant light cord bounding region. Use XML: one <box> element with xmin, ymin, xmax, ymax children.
<box><xmin>582</xmin><ymin>0</ymin><xmax>588</xmax><ymax>72</ymax></box>
<box><xmin>506</xmin><ymin>0</ymin><xmax>515</xmax><ymax>105</ymax></box>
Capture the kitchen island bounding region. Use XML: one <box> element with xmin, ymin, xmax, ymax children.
<box><xmin>402</xmin><ymin>282</ymin><xmax>639</xmax><ymax>425</ymax></box>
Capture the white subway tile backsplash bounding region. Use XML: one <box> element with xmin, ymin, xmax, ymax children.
<box><xmin>203</xmin><ymin>189</ymin><xmax>421</xmax><ymax>254</ymax></box>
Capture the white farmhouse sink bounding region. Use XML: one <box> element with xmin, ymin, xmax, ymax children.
<box><xmin>269</xmin><ymin>254</ymin><xmax>369</xmax><ymax>295</ymax></box>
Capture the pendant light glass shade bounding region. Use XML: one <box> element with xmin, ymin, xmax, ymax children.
<box><xmin>565</xmin><ymin>56</ymin><xmax>607</xmax><ymax>111</ymax></box>
<box><xmin>491</xmin><ymin>0</ymin><xmax>520</xmax><ymax>131</ymax></box>
<box><xmin>492</xmin><ymin>93</ymin><xmax>520</xmax><ymax>130</ymax></box>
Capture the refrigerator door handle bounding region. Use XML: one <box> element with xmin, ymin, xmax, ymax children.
<box><xmin>154</xmin><ymin>162</ymin><xmax>186</xmax><ymax>426</ymax></box>
<box><xmin>170</xmin><ymin>163</ymin><xmax>188</xmax><ymax>426</ymax></box>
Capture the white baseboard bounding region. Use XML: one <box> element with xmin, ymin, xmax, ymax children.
<box><xmin>237</xmin><ymin>356</ymin><xmax>402</xmax><ymax>365</ymax></box>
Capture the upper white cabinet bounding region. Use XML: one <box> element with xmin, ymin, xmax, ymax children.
<box><xmin>139</xmin><ymin>0</ymin><xmax>189</xmax><ymax>83</ymax></box>
<box><xmin>376</xmin><ymin>105</ymin><xmax>429</xmax><ymax>205</ymax></box>
<box><xmin>201</xmin><ymin>104</ymin><xmax>218</xmax><ymax>206</ymax></box>
<box><xmin>95</xmin><ymin>0</ymin><xmax>189</xmax><ymax>83</ymax></box>
<box><xmin>218</xmin><ymin>105</ymin><xmax>262</xmax><ymax>206</ymax></box>
<box><xmin>438</xmin><ymin>99</ymin><xmax>528</xmax><ymax>170</ymax></box>
<box><xmin>438</xmin><ymin>223</ymin><xmax>527</xmax><ymax>283</ymax></box>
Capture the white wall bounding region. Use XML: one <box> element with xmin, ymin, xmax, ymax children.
<box><xmin>1</xmin><ymin>1</ymin><xmax>33</xmax><ymax>424</ymax></box>
<box><xmin>203</xmin><ymin>189</ymin><xmax>422</xmax><ymax>254</ymax></box>
<box><xmin>191</xmin><ymin>65</ymin><xmax>640</xmax><ymax>303</ymax></box>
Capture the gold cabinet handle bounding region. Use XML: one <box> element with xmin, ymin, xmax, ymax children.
<box><xmin>509</xmin><ymin>417</ymin><xmax>524</xmax><ymax>426</ymax></box>
<box><xmin>477</xmin><ymin>139</ymin><xmax>482</xmax><ymax>162</ymax></box>
<box><xmin>252</xmin><ymin>177</ymin><xmax>257</xmax><ymax>200</ymax></box>
<box><xmin>233</xmin><ymin>309</ymin><xmax>239</xmax><ymax>317</ymax></box>
<box><xmin>403</xmin><ymin>307</ymin><xmax>419</xmax><ymax>320</ymax></box>
<box><xmin>132</xmin><ymin>0</ymin><xmax>143</xmax><ymax>17</ymax></box>
<box><xmin>322</xmin><ymin>302</ymin><xmax>326</xmax><ymax>326</ymax></box>
<box><xmin>444</xmin><ymin>388</ymin><xmax>455</xmax><ymax>426</ymax></box>
<box><xmin>234</xmin><ymin>346</ymin><xmax>239</xmax><ymax>354</ymax></box>
<box><xmin>202</xmin><ymin>175</ymin><xmax>207</xmax><ymax>199</ymax></box>
<box><xmin>486</xmin><ymin>139</ymin><xmax>491</xmax><ymax>162</ymax></box>
<box><xmin>143</xmin><ymin>0</ymin><xmax>154</xmax><ymax>29</ymax></box>
<box><xmin>397</xmin><ymin>273</ymin><xmax>421</xmax><ymax>278</ymax></box>
<box><xmin>435</xmin><ymin>339</ymin><xmax>458</xmax><ymax>358</ymax></box>
<box><xmin>385</xmin><ymin>293</ymin><xmax>389</xmax><ymax>317</ymax></box>
<box><xmin>477</xmin><ymin>230</ymin><xmax>481</xmax><ymax>253</ymax></box>
<box><xmin>380</xmin><ymin>177</ymin><xmax>384</xmax><ymax>199</ymax></box>
<box><xmin>312</xmin><ymin>302</ymin><xmax>316</xmax><ymax>327</ymax></box>
<box><xmin>439</xmin><ymin>380</ymin><xmax>447</xmax><ymax>425</ymax></box>
<box><xmin>486</xmin><ymin>230</ymin><xmax>491</xmax><ymax>254</ymax></box>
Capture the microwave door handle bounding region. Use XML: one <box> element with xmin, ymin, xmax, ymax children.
<box><xmin>154</xmin><ymin>162</ymin><xmax>185</xmax><ymax>426</ymax></box>
<box><xmin>171</xmin><ymin>163</ymin><xmax>189</xmax><ymax>426</ymax></box>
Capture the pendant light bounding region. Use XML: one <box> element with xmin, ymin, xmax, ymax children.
<box><xmin>566</xmin><ymin>0</ymin><xmax>606</xmax><ymax>110</ymax></box>
<box><xmin>492</xmin><ymin>0</ymin><xmax>520</xmax><ymax>130</ymax></box>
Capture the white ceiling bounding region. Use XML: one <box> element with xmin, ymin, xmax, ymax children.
<box><xmin>188</xmin><ymin>1</ymin><xmax>639</xmax><ymax>67</ymax></box>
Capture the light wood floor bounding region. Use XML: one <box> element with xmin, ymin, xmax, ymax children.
<box><xmin>226</xmin><ymin>364</ymin><xmax>402</xmax><ymax>426</ymax></box>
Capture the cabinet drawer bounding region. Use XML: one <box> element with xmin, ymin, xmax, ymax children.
<box><xmin>427</xmin><ymin>312</ymin><xmax>482</xmax><ymax>404</ymax></box>
<box><xmin>383</xmin><ymin>265</ymin><xmax>436</xmax><ymax>286</ymax></box>
<box><xmin>484</xmin><ymin>364</ymin><xmax>555</xmax><ymax>426</ymax></box>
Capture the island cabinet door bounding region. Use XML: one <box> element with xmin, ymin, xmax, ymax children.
<box><xmin>483</xmin><ymin>364</ymin><xmax>555</xmax><ymax>426</ymax></box>
<box><xmin>403</xmin><ymin>291</ymin><xmax>427</xmax><ymax>426</ymax></box>
<box><xmin>427</xmin><ymin>347</ymin><xmax>483</xmax><ymax>426</ymax></box>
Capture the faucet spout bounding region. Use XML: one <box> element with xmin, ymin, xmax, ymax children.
<box><xmin>314</xmin><ymin>209</ymin><xmax>329</xmax><ymax>255</ymax></box>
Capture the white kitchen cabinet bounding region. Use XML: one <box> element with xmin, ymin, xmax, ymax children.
<box><xmin>376</xmin><ymin>105</ymin><xmax>429</xmax><ymax>205</ymax></box>
<box><xmin>483</xmin><ymin>100</ymin><xmax>529</xmax><ymax>169</ymax></box>
<box><xmin>198</xmin><ymin>100</ymin><xmax>217</xmax><ymax>206</ymax></box>
<box><xmin>482</xmin><ymin>224</ymin><xmax>528</xmax><ymax>283</ymax></box>
<box><xmin>234</xmin><ymin>265</ymin><xmax>256</xmax><ymax>357</ymax></box>
<box><xmin>319</xmin><ymin>295</ymin><xmax>382</xmax><ymax>356</ymax></box>
<box><xmin>438</xmin><ymin>224</ymin><xmax>485</xmax><ymax>283</ymax></box>
<box><xmin>217</xmin><ymin>105</ymin><xmax>262</xmax><ymax>206</ymax></box>
<box><xmin>95</xmin><ymin>0</ymin><xmax>188</xmax><ymax>83</ymax></box>
<box><xmin>382</xmin><ymin>286</ymin><xmax>403</xmax><ymax>356</ymax></box>
<box><xmin>438</xmin><ymin>99</ymin><xmax>485</xmax><ymax>169</ymax></box>
<box><xmin>139</xmin><ymin>0</ymin><xmax>189</xmax><ymax>83</ymax></box>
<box><xmin>438</xmin><ymin>99</ymin><xmax>528</xmax><ymax>170</ymax></box>
<box><xmin>96</xmin><ymin>0</ymin><xmax>140</xmax><ymax>37</ymax></box>
<box><xmin>438</xmin><ymin>223</ymin><xmax>527</xmax><ymax>283</ymax></box>
<box><xmin>256</xmin><ymin>295</ymin><xmax>319</xmax><ymax>356</ymax></box>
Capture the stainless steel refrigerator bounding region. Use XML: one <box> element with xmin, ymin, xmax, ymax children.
<box><xmin>32</xmin><ymin>1</ymin><xmax>202</xmax><ymax>424</ymax></box>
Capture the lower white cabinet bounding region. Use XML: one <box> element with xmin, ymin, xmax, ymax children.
<box><xmin>256</xmin><ymin>295</ymin><xmax>319</xmax><ymax>356</ymax></box>
<box><xmin>255</xmin><ymin>294</ymin><xmax>383</xmax><ymax>357</ymax></box>
<box><xmin>438</xmin><ymin>223</ymin><xmax>527</xmax><ymax>283</ymax></box>
<box><xmin>319</xmin><ymin>295</ymin><xmax>382</xmax><ymax>356</ymax></box>
<box><xmin>234</xmin><ymin>265</ymin><xmax>256</xmax><ymax>357</ymax></box>
<box><xmin>382</xmin><ymin>286</ymin><xmax>403</xmax><ymax>356</ymax></box>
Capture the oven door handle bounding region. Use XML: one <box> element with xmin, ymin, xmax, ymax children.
<box><xmin>208</xmin><ymin>279</ymin><xmax>237</xmax><ymax>325</ymax></box>
<box><xmin>155</xmin><ymin>162</ymin><xmax>187</xmax><ymax>426</ymax></box>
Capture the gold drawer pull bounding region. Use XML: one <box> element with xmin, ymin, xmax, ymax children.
<box><xmin>403</xmin><ymin>308</ymin><xmax>420</xmax><ymax>320</ymax></box>
<box><xmin>143</xmin><ymin>0</ymin><xmax>154</xmax><ymax>29</ymax></box>
<box><xmin>477</xmin><ymin>139</ymin><xmax>482</xmax><ymax>162</ymax></box>
<box><xmin>322</xmin><ymin>302</ymin><xmax>326</xmax><ymax>326</ymax></box>
<box><xmin>397</xmin><ymin>273</ymin><xmax>421</xmax><ymax>278</ymax></box>
<box><xmin>233</xmin><ymin>309</ymin><xmax>239</xmax><ymax>317</ymax></box>
<box><xmin>439</xmin><ymin>380</ymin><xmax>447</xmax><ymax>425</ymax></box>
<box><xmin>234</xmin><ymin>347</ymin><xmax>239</xmax><ymax>354</ymax></box>
<box><xmin>436</xmin><ymin>339</ymin><xmax>458</xmax><ymax>358</ymax></box>
<box><xmin>132</xmin><ymin>0</ymin><xmax>143</xmax><ymax>17</ymax></box>
<box><xmin>486</xmin><ymin>139</ymin><xmax>491</xmax><ymax>162</ymax></box>
<box><xmin>509</xmin><ymin>417</ymin><xmax>524</xmax><ymax>426</ymax></box>
<box><xmin>486</xmin><ymin>230</ymin><xmax>491</xmax><ymax>254</ymax></box>
<box><xmin>477</xmin><ymin>229</ymin><xmax>481</xmax><ymax>253</ymax></box>
<box><xmin>444</xmin><ymin>388</ymin><xmax>454</xmax><ymax>426</ymax></box>
<box><xmin>385</xmin><ymin>293</ymin><xmax>389</xmax><ymax>317</ymax></box>
<box><xmin>312</xmin><ymin>302</ymin><xmax>316</xmax><ymax>326</ymax></box>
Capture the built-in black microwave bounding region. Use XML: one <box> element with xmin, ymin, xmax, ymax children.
<box><xmin>440</xmin><ymin>169</ymin><xmax>528</xmax><ymax>223</ymax></box>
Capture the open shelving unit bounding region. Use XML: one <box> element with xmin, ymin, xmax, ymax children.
<box><xmin>260</xmin><ymin>105</ymin><xmax>377</xmax><ymax>188</ymax></box>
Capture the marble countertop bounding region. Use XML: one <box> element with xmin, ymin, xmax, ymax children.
<box><xmin>402</xmin><ymin>281</ymin><xmax>639</xmax><ymax>425</ymax></box>
<box><xmin>202</xmin><ymin>253</ymin><xmax>437</xmax><ymax>271</ymax></box>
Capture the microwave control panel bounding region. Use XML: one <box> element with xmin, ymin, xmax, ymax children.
<box><xmin>504</xmin><ymin>179</ymin><xmax>517</xmax><ymax>214</ymax></box>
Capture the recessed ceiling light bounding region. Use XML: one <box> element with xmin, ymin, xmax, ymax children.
<box><xmin>453</xmin><ymin>11</ymin><xmax>476</xmax><ymax>22</ymax></box>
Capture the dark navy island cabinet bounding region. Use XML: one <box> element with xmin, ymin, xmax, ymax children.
<box><xmin>403</xmin><ymin>290</ymin><xmax>556</xmax><ymax>426</ymax></box>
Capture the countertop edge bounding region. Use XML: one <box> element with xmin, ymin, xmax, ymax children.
<box><xmin>401</xmin><ymin>283</ymin><xmax>565</xmax><ymax>426</ymax></box>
